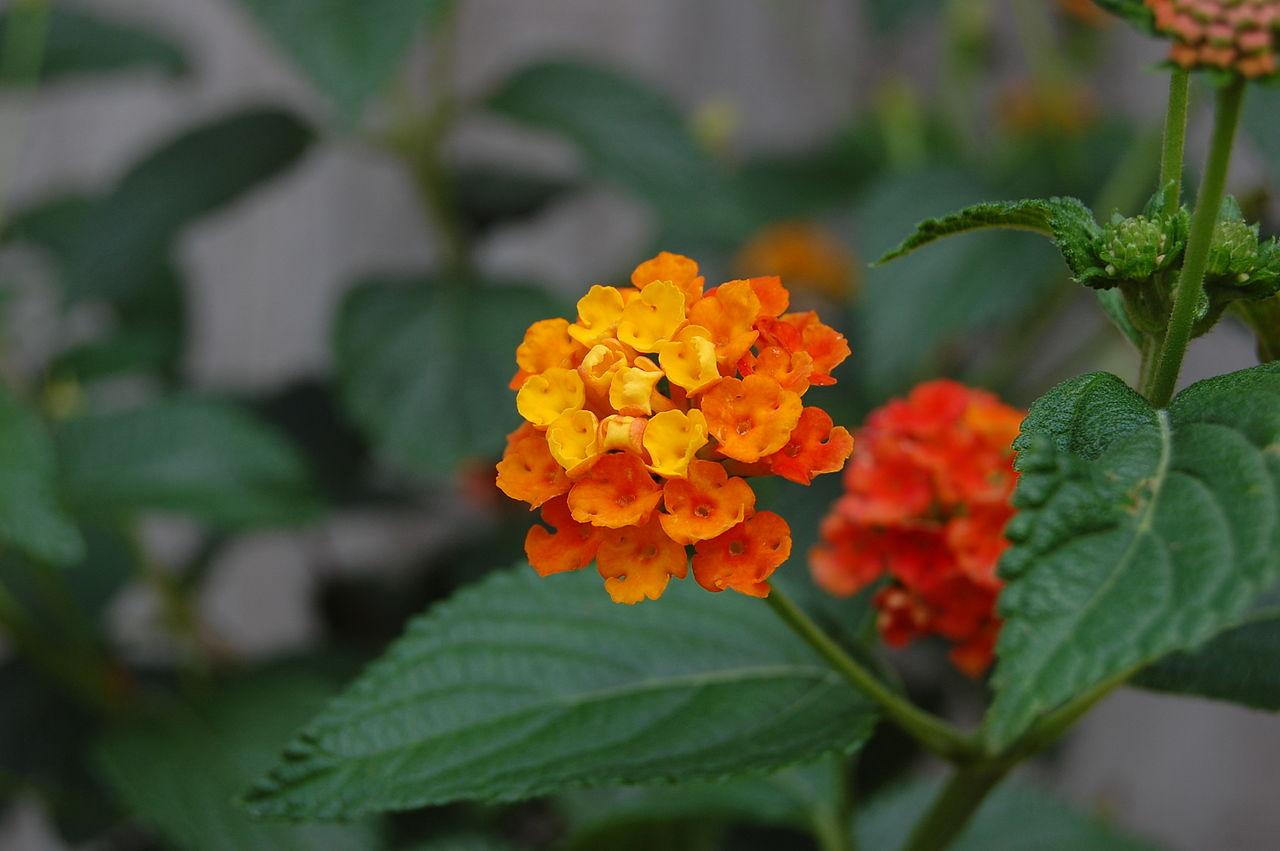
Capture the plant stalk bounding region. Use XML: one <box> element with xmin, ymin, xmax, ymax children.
<box><xmin>764</xmin><ymin>588</ymin><xmax>982</xmax><ymax>764</ymax></box>
<box><xmin>1145</xmin><ymin>77</ymin><xmax>1245</xmax><ymax>406</ymax></box>
<box><xmin>899</xmin><ymin>763</ymin><xmax>1010</xmax><ymax>851</ymax></box>
<box><xmin>1158</xmin><ymin>68</ymin><xmax>1190</xmax><ymax>217</ymax></box>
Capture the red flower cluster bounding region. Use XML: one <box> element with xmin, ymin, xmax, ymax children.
<box><xmin>1146</xmin><ymin>0</ymin><xmax>1280</xmax><ymax>79</ymax></box>
<box><xmin>809</xmin><ymin>381</ymin><xmax>1024</xmax><ymax>676</ymax></box>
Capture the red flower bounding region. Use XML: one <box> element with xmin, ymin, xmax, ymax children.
<box><xmin>810</xmin><ymin>380</ymin><xmax>1023</xmax><ymax>676</ymax></box>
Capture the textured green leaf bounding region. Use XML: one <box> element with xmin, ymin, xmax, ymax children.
<box><xmin>0</xmin><ymin>384</ymin><xmax>83</xmax><ymax>566</ymax></box>
<box><xmin>487</xmin><ymin>61</ymin><xmax>752</xmax><ymax>245</ymax></box>
<box><xmin>243</xmin><ymin>566</ymin><xmax>878</xmax><ymax>819</ymax></box>
<box><xmin>1093</xmin><ymin>0</ymin><xmax>1157</xmax><ymax>32</ymax></box>
<box><xmin>56</xmin><ymin>397</ymin><xmax>319</xmax><ymax>528</ymax></box>
<box><xmin>987</xmin><ymin>364</ymin><xmax>1280</xmax><ymax>748</ymax></box>
<box><xmin>857</xmin><ymin>779</ymin><xmax>1159</xmax><ymax>850</ymax></box>
<box><xmin>234</xmin><ymin>0</ymin><xmax>451</xmax><ymax>121</ymax></box>
<box><xmin>876</xmin><ymin>197</ymin><xmax>1101</xmax><ymax>280</ymax></box>
<box><xmin>334</xmin><ymin>275</ymin><xmax>560</xmax><ymax>477</ymax></box>
<box><xmin>0</xmin><ymin>8</ymin><xmax>187</xmax><ymax>84</ymax></box>
<box><xmin>96</xmin><ymin>672</ymin><xmax>379</xmax><ymax>851</ymax></box>
<box><xmin>1134</xmin><ymin>602</ymin><xmax>1280</xmax><ymax>711</ymax></box>
<box><xmin>3</xmin><ymin>110</ymin><xmax>312</xmax><ymax>303</ymax></box>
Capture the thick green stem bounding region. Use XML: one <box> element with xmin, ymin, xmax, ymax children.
<box><xmin>1158</xmin><ymin>68</ymin><xmax>1190</xmax><ymax>217</ymax></box>
<box><xmin>900</xmin><ymin>763</ymin><xmax>1010</xmax><ymax>851</ymax></box>
<box><xmin>1146</xmin><ymin>78</ymin><xmax>1245</xmax><ymax>406</ymax></box>
<box><xmin>764</xmin><ymin>588</ymin><xmax>982</xmax><ymax>764</ymax></box>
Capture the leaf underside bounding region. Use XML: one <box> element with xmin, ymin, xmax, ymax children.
<box><xmin>244</xmin><ymin>567</ymin><xmax>878</xmax><ymax>820</ymax></box>
<box><xmin>986</xmin><ymin>364</ymin><xmax>1280</xmax><ymax>748</ymax></box>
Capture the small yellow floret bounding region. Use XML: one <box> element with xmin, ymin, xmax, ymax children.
<box><xmin>643</xmin><ymin>409</ymin><xmax>708</xmax><ymax>478</ymax></box>
<box><xmin>599</xmin><ymin>414</ymin><xmax>646</xmax><ymax>454</ymax></box>
<box><xmin>568</xmin><ymin>285</ymin><xmax>626</xmax><ymax>347</ymax></box>
<box><xmin>658</xmin><ymin>324</ymin><xmax>720</xmax><ymax>394</ymax></box>
<box><xmin>616</xmin><ymin>280</ymin><xmax>686</xmax><ymax>352</ymax></box>
<box><xmin>516</xmin><ymin>367</ymin><xmax>585</xmax><ymax>427</ymax></box>
<box><xmin>546</xmin><ymin>409</ymin><xmax>601</xmax><ymax>473</ymax></box>
<box><xmin>609</xmin><ymin>357</ymin><xmax>664</xmax><ymax>416</ymax></box>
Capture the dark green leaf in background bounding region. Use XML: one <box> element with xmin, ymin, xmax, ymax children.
<box><xmin>987</xmin><ymin>364</ymin><xmax>1280</xmax><ymax>748</ymax></box>
<box><xmin>1243</xmin><ymin>86</ymin><xmax>1280</xmax><ymax>184</ymax></box>
<box><xmin>864</xmin><ymin>0</ymin><xmax>935</xmax><ymax>34</ymax></box>
<box><xmin>56</xmin><ymin>397</ymin><xmax>319</xmax><ymax>528</ymax></box>
<box><xmin>853</xmin><ymin>170</ymin><xmax>1065</xmax><ymax>395</ymax></box>
<box><xmin>1135</xmin><ymin>600</ymin><xmax>1280</xmax><ymax>712</ymax></box>
<box><xmin>487</xmin><ymin>61</ymin><xmax>753</xmax><ymax>246</ymax></box>
<box><xmin>0</xmin><ymin>7</ymin><xmax>187</xmax><ymax>84</ymax></box>
<box><xmin>448</xmin><ymin>165</ymin><xmax>576</xmax><ymax>236</ymax></box>
<box><xmin>857</xmin><ymin>779</ymin><xmax>1160</xmax><ymax>850</ymax></box>
<box><xmin>244</xmin><ymin>566</ymin><xmax>878</xmax><ymax>820</ymax></box>
<box><xmin>334</xmin><ymin>275</ymin><xmax>561</xmax><ymax>478</ymax></box>
<box><xmin>233</xmin><ymin>0</ymin><xmax>453</xmax><ymax>122</ymax></box>
<box><xmin>3</xmin><ymin>109</ymin><xmax>313</xmax><ymax>303</ymax></box>
<box><xmin>1092</xmin><ymin>0</ymin><xmax>1157</xmax><ymax>32</ymax></box>
<box><xmin>0</xmin><ymin>384</ymin><xmax>84</xmax><ymax>566</ymax></box>
<box><xmin>96</xmin><ymin>671</ymin><xmax>379</xmax><ymax>851</ymax></box>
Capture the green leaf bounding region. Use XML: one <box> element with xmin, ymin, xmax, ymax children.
<box><xmin>1094</xmin><ymin>288</ymin><xmax>1143</xmax><ymax>348</ymax></box>
<box><xmin>1243</xmin><ymin>87</ymin><xmax>1280</xmax><ymax>183</ymax></box>
<box><xmin>1134</xmin><ymin>600</ymin><xmax>1280</xmax><ymax>711</ymax></box>
<box><xmin>865</xmin><ymin>0</ymin><xmax>934</xmax><ymax>33</ymax></box>
<box><xmin>1093</xmin><ymin>0</ymin><xmax>1157</xmax><ymax>32</ymax></box>
<box><xmin>986</xmin><ymin>364</ymin><xmax>1280</xmax><ymax>748</ymax></box>
<box><xmin>0</xmin><ymin>384</ymin><xmax>83</xmax><ymax>566</ymax></box>
<box><xmin>875</xmin><ymin>196</ymin><xmax>1102</xmax><ymax>280</ymax></box>
<box><xmin>233</xmin><ymin>0</ymin><xmax>452</xmax><ymax>122</ymax></box>
<box><xmin>56</xmin><ymin>397</ymin><xmax>319</xmax><ymax>528</ymax></box>
<box><xmin>560</xmin><ymin>758</ymin><xmax>841</xmax><ymax>848</ymax></box>
<box><xmin>243</xmin><ymin>566</ymin><xmax>878</xmax><ymax>819</ymax></box>
<box><xmin>3</xmin><ymin>109</ymin><xmax>313</xmax><ymax>303</ymax></box>
<box><xmin>487</xmin><ymin>61</ymin><xmax>752</xmax><ymax>245</ymax></box>
<box><xmin>95</xmin><ymin>671</ymin><xmax>379</xmax><ymax>851</ymax></box>
<box><xmin>334</xmin><ymin>275</ymin><xmax>561</xmax><ymax>477</ymax></box>
<box><xmin>448</xmin><ymin>165</ymin><xmax>575</xmax><ymax>235</ymax></box>
<box><xmin>857</xmin><ymin>779</ymin><xmax>1160</xmax><ymax>850</ymax></box>
<box><xmin>0</xmin><ymin>8</ymin><xmax>187</xmax><ymax>84</ymax></box>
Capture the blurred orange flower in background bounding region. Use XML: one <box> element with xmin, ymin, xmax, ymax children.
<box><xmin>810</xmin><ymin>380</ymin><xmax>1024</xmax><ymax>676</ymax></box>
<box><xmin>497</xmin><ymin>252</ymin><xmax>853</xmax><ymax>603</ymax></box>
<box><xmin>736</xmin><ymin>222</ymin><xmax>857</xmax><ymax>300</ymax></box>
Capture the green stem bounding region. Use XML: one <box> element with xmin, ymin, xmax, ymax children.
<box><xmin>1145</xmin><ymin>77</ymin><xmax>1245</xmax><ymax>406</ymax></box>
<box><xmin>764</xmin><ymin>588</ymin><xmax>982</xmax><ymax>764</ymax></box>
<box><xmin>1158</xmin><ymin>68</ymin><xmax>1190</xmax><ymax>217</ymax></box>
<box><xmin>899</xmin><ymin>763</ymin><xmax>1010</xmax><ymax>851</ymax></box>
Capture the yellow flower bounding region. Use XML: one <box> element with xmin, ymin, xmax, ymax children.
<box><xmin>616</xmin><ymin>280</ymin><xmax>686</xmax><ymax>352</ymax></box>
<box><xmin>599</xmin><ymin>414</ymin><xmax>646</xmax><ymax>454</ymax></box>
<box><xmin>546</xmin><ymin>409</ymin><xmax>601</xmax><ymax>474</ymax></box>
<box><xmin>516</xmin><ymin>367</ymin><xmax>585</xmax><ymax>427</ymax></box>
<box><xmin>658</xmin><ymin>324</ymin><xmax>720</xmax><ymax>394</ymax></box>
<box><xmin>608</xmin><ymin>356</ymin><xmax>664</xmax><ymax>416</ymax></box>
<box><xmin>568</xmin><ymin>285</ymin><xmax>626</xmax><ymax>347</ymax></box>
<box><xmin>643</xmin><ymin>409</ymin><xmax>708</xmax><ymax>478</ymax></box>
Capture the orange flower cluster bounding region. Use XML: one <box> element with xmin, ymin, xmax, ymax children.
<box><xmin>810</xmin><ymin>381</ymin><xmax>1023</xmax><ymax>676</ymax></box>
<box><xmin>1146</xmin><ymin>0</ymin><xmax>1280</xmax><ymax>78</ymax></box>
<box><xmin>497</xmin><ymin>252</ymin><xmax>853</xmax><ymax>604</ymax></box>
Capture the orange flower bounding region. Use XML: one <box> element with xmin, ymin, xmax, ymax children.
<box><xmin>687</xmin><ymin>279</ymin><xmax>761</xmax><ymax>366</ymax></box>
<box><xmin>735</xmin><ymin>223</ymin><xmax>855</xmax><ymax>300</ymax></box>
<box><xmin>692</xmin><ymin>511</ymin><xmax>792</xmax><ymax>597</ymax></box>
<box><xmin>767</xmin><ymin>407</ymin><xmax>854</xmax><ymax>485</ymax></box>
<box><xmin>757</xmin><ymin>312</ymin><xmax>850</xmax><ymax>385</ymax></box>
<box><xmin>496</xmin><ymin>424</ymin><xmax>570</xmax><ymax>509</ymax></box>
<box><xmin>660</xmin><ymin>460</ymin><xmax>756</xmax><ymax>545</ymax></box>
<box><xmin>596</xmin><ymin>518</ymin><xmax>688</xmax><ymax>604</ymax></box>
<box><xmin>1144</xmin><ymin>0</ymin><xmax>1280</xmax><ymax>80</ymax></box>
<box><xmin>701</xmin><ymin>374</ymin><xmax>802</xmax><ymax>463</ymax></box>
<box><xmin>498</xmin><ymin>253</ymin><xmax>853</xmax><ymax>601</ymax></box>
<box><xmin>567</xmin><ymin>452</ymin><xmax>663</xmax><ymax>528</ymax></box>
<box><xmin>631</xmin><ymin>251</ymin><xmax>705</xmax><ymax>305</ymax></box>
<box><xmin>810</xmin><ymin>380</ymin><xmax>1022</xmax><ymax>676</ymax></box>
<box><xmin>525</xmin><ymin>496</ymin><xmax>601</xmax><ymax>575</ymax></box>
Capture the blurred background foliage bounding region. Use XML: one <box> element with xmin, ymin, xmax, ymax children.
<box><xmin>0</xmin><ymin>0</ymin><xmax>1276</xmax><ymax>849</ymax></box>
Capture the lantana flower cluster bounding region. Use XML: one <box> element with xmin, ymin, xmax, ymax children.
<box><xmin>497</xmin><ymin>252</ymin><xmax>853</xmax><ymax>604</ymax></box>
<box><xmin>810</xmin><ymin>381</ymin><xmax>1024</xmax><ymax>676</ymax></box>
<box><xmin>1146</xmin><ymin>0</ymin><xmax>1280</xmax><ymax>78</ymax></box>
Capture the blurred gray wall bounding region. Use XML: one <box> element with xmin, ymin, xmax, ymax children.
<box><xmin>2</xmin><ymin>1</ymin><xmax>1276</xmax><ymax>849</ymax></box>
